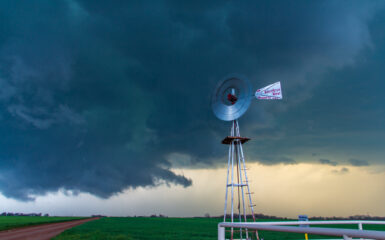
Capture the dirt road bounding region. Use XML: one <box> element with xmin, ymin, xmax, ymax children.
<box><xmin>0</xmin><ymin>217</ymin><xmax>99</xmax><ymax>240</ymax></box>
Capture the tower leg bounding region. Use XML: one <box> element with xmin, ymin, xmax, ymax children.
<box><xmin>235</xmin><ymin>145</ymin><xmax>243</xmax><ymax>240</ymax></box>
<box><xmin>236</xmin><ymin>120</ymin><xmax>260</xmax><ymax>240</ymax></box>
<box><xmin>223</xmin><ymin>123</ymin><xmax>234</xmax><ymax>222</ymax></box>
<box><xmin>237</xmin><ymin>142</ymin><xmax>248</xmax><ymax>239</ymax></box>
<box><xmin>230</xmin><ymin>121</ymin><xmax>235</xmax><ymax>239</ymax></box>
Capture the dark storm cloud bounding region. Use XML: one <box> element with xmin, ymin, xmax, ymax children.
<box><xmin>349</xmin><ymin>159</ymin><xmax>370</xmax><ymax>166</ymax></box>
<box><xmin>0</xmin><ymin>0</ymin><xmax>384</xmax><ymax>200</ymax></box>
<box><xmin>319</xmin><ymin>159</ymin><xmax>338</xmax><ymax>166</ymax></box>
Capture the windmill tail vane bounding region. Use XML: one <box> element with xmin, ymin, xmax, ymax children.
<box><xmin>255</xmin><ymin>81</ymin><xmax>282</xmax><ymax>100</ymax></box>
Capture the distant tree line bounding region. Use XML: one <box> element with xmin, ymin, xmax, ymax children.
<box><xmin>210</xmin><ymin>214</ymin><xmax>289</xmax><ymax>220</ymax></box>
<box><xmin>150</xmin><ymin>214</ymin><xmax>167</xmax><ymax>218</ymax></box>
<box><xmin>125</xmin><ymin>214</ymin><xmax>169</xmax><ymax>218</ymax></box>
<box><xmin>206</xmin><ymin>213</ymin><xmax>385</xmax><ymax>220</ymax></box>
<box><xmin>1</xmin><ymin>212</ymin><xmax>49</xmax><ymax>217</ymax></box>
<box><xmin>309</xmin><ymin>215</ymin><xmax>385</xmax><ymax>221</ymax></box>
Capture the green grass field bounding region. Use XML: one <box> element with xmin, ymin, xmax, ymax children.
<box><xmin>0</xmin><ymin>216</ymin><xmax>85</xmax><ymax>231</ymax></box>
<box><xmin>52</xmin><ymin>217</ymin><xmax>385</xmax><ymax>240</ymax></box>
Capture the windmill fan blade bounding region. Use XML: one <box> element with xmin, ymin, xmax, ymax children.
<box><xmin>211</xmin><ymin>75</ymin><xmax>252</xmax><ymax>121</ymax></box>
<box><xmin>255</xmin><ymin>81</ymin><xmax>282</xmax><ymax>100</ymax></box>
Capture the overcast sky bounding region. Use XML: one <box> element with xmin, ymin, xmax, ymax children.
<box><xmin>1</xmin><ymin>1</ymin><xmax>385</xmax><ymax>217</ymax></box>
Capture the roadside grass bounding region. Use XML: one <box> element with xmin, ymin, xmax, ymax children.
<box><xmin>53</xmin><ymin>217</ymin><xmax>217</xmax><ymax>240</ymax></box>
<box><xmin>53</xmin><ymin>217</ymin><xmax>385</xmax><ymax>240</ymax></box>
<box><xmin>0</xmin><ymin>216</ymin><xmax>85</xmax><ymax>231</ymax></box>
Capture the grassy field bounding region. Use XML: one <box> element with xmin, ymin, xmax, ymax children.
<box><xmin>52</xmin><ymin>217</ymin><xmax>385</xmax><ymax>240</ymax></box>
<box><xmin>0</xmin><ymin>216</ymin><xmax>85</xmax><ymax>231</ymax></box>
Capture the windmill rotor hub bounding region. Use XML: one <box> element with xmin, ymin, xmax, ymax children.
<box><xmin>211</xmin><ymin>76</ymin><xmax>252</xmax><ymax>121</ymax></box>
<box><xmin>227</xmin><ymin>93</ymin><xmax>237</xmax><ymax>105</ymax></box>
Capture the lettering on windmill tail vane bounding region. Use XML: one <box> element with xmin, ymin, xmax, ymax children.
<box><xmin>258</xmin><ymin>96</ymin><xmax>281</xmax><ymax>99</ymax></box>
<box><xmin>256</xmin><ymin>89</ymin><xmax>281</xmax><ymax>99</ymax></box>
<box><xmin>263</xmin><ymin>89</ymin><xmax>280</xmax><ymax>94</ymax></box>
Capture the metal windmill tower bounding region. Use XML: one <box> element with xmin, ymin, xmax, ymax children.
<box><xmin>211</xmin><ymin>75</ymin><xmax>282</xmax><ymax>240</ymax></box>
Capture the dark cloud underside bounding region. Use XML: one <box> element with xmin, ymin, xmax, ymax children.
<box><xmin>0</xmin><ymin>0</ymin><xmax>384</xmax><ymax>200</ymax></box>
<box><xmin>349</xmin><ymin>159</ymin><xmax>370</xmax><ymax>166</ymax></box>
<box><xmin>319</xmin><ymin>159</ymin><xmax>338</xmax><ymax>166</ymax></box>
<box><xmin>332</xmin><ymin>167</ymin><xmax>349</xmax><ymax>175</ymax></box>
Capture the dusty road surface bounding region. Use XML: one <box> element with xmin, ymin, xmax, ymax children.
<box><xmin>0</xmin><ymin>217</ymin><xmax>99</xmax><ymax>240</ymax></box>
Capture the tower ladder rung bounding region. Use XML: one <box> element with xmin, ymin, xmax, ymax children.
<box><xmin>227</xmin><ymin>184</ymin><xmax>247</xmax><ymax>187</ymax></box>
<box><xmin>246</xmin><ymin>192</ymin><xmax>254</xmax><ymax>195</ymax></box>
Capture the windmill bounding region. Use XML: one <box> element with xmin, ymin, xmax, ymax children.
<box><xmin>211</xmin><ymin>75</ymin><xmax>282</xmax><ymax>240</ymax></box>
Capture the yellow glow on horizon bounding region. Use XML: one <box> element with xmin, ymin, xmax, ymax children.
<box><xmin>166</xmin><ymin>163</ymin><xmax>385</xmax><ymax>218</ymax></box>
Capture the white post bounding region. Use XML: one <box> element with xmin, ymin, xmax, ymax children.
<box><xmin>358</xmin><ymin>222</ymin><xmax>363</xmax><ymax>240</ymax></box>
<box><xmin>343</xmin><ymin>235</ymin><xmax>353</xmax><ymax>240</ymax></box>
<box><xmin>218</xmin><ymin>225</ymin><xmax>225</xmax><ymax>240</ymax></box>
